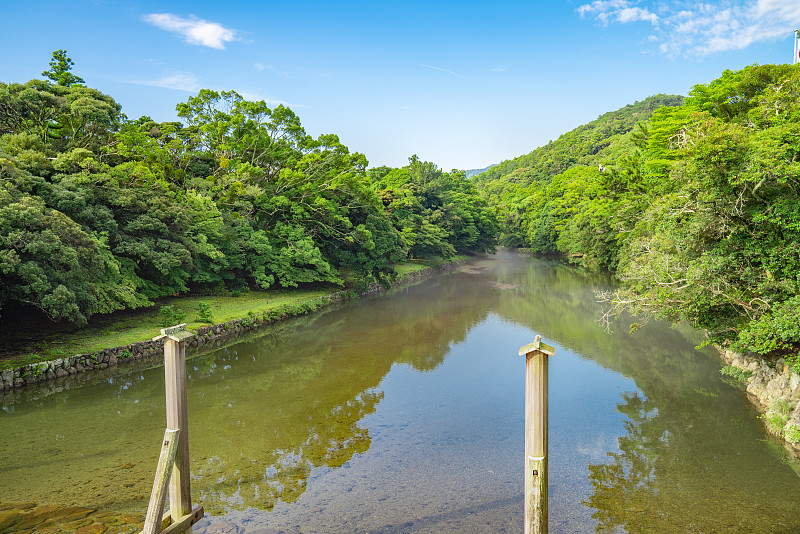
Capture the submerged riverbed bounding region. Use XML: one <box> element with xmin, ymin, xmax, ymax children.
<box><xmin>2</xmin><ymin>249</ymin><xmax>800</xmax><ymax>533</ymax></box>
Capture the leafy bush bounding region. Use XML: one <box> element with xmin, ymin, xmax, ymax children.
<box><xmin>196</xmin><ymin>301</ymin><xmax>214</xmax><ymax>323</ymax></box>
<box><xmin>762</xmin><ymin>413</ymin><xmax>787</xmax><ymax>437</ymax></box>
<box><xmin>760</xmin><ymin>400</ymin><xmax>795</xmax><ymax>439</ymax></box>
<box><xmin>785</xmin><ymin>425</ymin><xmax>800</xmax><ymax>443</ymax></box>
<box><xmin>159</xmin><ymin>305</ymin><xmax>186</xmax><ymax>327</ymax></box>
<box><xmin>786</xmin><ymin>355</ymin><xmax>800</xmax><ymax>375</ymax></box>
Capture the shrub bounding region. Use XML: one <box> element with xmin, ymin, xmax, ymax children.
<box><xmin>196</xmin><ymin>302</ymin><xmax>214</xmax><ymax>323</ymax></box>
<box><xmin>785</xmin><ymin>425</ymin><xmax>800</xmax><ymax>443</ymax></box>
<box><xmin>159</xmin><ymin>305</ymin><xmax>186</xmax><ymax>327</ymax></box>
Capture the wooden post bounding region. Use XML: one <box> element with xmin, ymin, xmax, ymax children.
<box><xmin>142</xmin><ymin>429</ymin><xmax>180</xmax><ymax>534</ymax></box>
<box><xmin>519</xmin><ymin>335</ymin><xmax>555</xmax><ymax>534</ymax></box>
<box><xmin>153</xmin><ymin>324</ymin><xmax>197</xmax><ymax>534</ymax></box>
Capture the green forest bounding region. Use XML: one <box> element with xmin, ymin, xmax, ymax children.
<box><xmin>2</xmin><ymin>51</ymin><xmax>800</xmax><ymax>366</ymax></box>
<box><xmin>0</xmin><ymin>51</ymin><xmax>497</xmax><ymax>327</ymax></box>
<box><xmin>475</xmin><ymin>63</ymin><xmax>800</xmax><ymax>363</ymax></box>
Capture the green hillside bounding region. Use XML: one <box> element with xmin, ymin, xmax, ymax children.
<box><xmin>474</xmin><ymin>94</ymin><xmax>683</xmax><ymax>193</ymax></box>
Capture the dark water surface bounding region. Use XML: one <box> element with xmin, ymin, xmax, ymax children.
<box><xmin>3</xmin><ymin>249</ymin><xmax>800</xmax><ymax>533</ymax></box>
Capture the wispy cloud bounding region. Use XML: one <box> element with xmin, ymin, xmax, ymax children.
<box><xmin>127</xmin><ymin>72</ymin><xmax>299</xmax><ymax>107</ymax></box>
<box><xmin>253</xmin><ymin>63</ymin><xmax>290</xmax><ymax>78</ymax></box>
<box><xmin>421</xmin><ymin>63</ymin><xmax>466</xmax><ymax>79</ymax></box>
<box><xmin>578</xmin><ymin>1</ymin><xmax>659</xmax><ymax>25</ymax></box>
<box><xmin>145</xmin><ymin>13</ymin><xmax>237</xmax><ymax>49</ymax></box>
<box><xmin>490</xmin><ymin>66</ymin><xmax>506</xmax><ymax>72</ymax></box>
<box><xmin>577</xmin><ymin>0</ymin><xmax>800</xmax><ymax>56</ymax></box>
<box><xmin>236</xmin><ymin>89</ymin><xmax>299</xmax><ymax>108</ymax></box>
<box><xmin>129</xmin><ymin>71</ymin><xmax>202</xmax><ymax>92</ymax></box>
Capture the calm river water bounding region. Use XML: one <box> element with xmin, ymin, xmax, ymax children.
<box><xmin>2</xmin><ymin>249</ymin><xmax>800</xmax><ymax>533</ymax></box>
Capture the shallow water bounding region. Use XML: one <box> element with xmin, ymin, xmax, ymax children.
<box><xmin>2</xmin><ymin>249</ymin><xmax>800</xmax><ymax>533</ymax></box>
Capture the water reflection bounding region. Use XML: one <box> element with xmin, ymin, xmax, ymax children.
<box><xmin>2</xmin><ymin>250</ymin><xmax>800</xmax><ymax>533</ymax></box>
<box><xmin>187</xmin><ymin>269</ymin><xmax>503</xmax><ymax>514</ymax></box>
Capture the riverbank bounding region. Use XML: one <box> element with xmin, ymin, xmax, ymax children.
<box><xmin>0</xmin><ymin>258</ymin><xmax>468</xmax><ymax>392</ymax></box>
<box><xmin>718</xmin><ymin>348</ymin><xmax>800</xmax><ymax>456</ymax></box>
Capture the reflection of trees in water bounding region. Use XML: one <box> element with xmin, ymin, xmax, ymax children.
<box><xmin>194</xmin><ymin>390</ymin><xmax>382</xmax><ymax>513</ymax></box>
<box><xmin>584</xmin><ymin>388</ymin><xmax>800</xmax><ymax>533</ymax></box>
<box><xmin>585</xmin><ymin>392</ymin><xmax>665</xmax><ymax>533</ymax></box>
<box><xmin>490</xmin><ymin>250</ymin><xmax>800</xmax><ymax>532</ymax></box>
<box><xmin>185</xmin><ymin>269</ymin><xmax>500</xmax><ymax>513</ymax></box>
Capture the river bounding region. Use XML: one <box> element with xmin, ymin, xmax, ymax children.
<box><xmin>2</xmin><ymin>249</ymin><xmax>800</xmax><ymax>533</ymax></box>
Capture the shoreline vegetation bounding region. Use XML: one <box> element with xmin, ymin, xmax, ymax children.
<box><xmin>473</xmin><ymin>64</ymin><xmax>800</xmax><ymax>452</ymax></box>
<box><xmin>4</xmin><ymin>53</ymin><xmax>800</xmax><ymax>455</ymax></box>
<box><xmin>0</xmin><ymin>257</ymin><xmax>467</xmax><ymax>389</ymax></box>
<box><xmin>1</xmin><ymin>51</ymin><xmax>498</xmax><ymax>384</ymax></box>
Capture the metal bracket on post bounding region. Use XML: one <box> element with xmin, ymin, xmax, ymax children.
<box><xmin>520</xmin><ymin>334</ymin><xmax>555</xmax><ymax>534</ymax></box>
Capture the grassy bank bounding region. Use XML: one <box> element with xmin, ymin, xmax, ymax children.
<box><xmin>0</xmin><ymin>258</ymin><xmax>455</xmax><ymax>372</ymax></box>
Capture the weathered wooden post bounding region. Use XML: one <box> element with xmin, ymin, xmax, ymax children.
<box><xmin>146</xmin><ymin>324</ymin><xmax>203</xmax><ymax>534</ymax></box>
<box><xmin>519</xmin><ymin>334</ymin><xmax>555</xmax><ymax>534</ymax></box>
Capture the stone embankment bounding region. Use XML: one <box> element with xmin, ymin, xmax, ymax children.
<box><xmin>0</xmin><ymin>260</ymin><xmax>465</xmax><ymax>392</ymax></box>
<box><xmin>719</xmin><ymin>348</ymin><xmax>800</xmax><ymax>455</ymax></box>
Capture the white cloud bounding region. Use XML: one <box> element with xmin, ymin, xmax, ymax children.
<box><xmin>577</xmin><ymin>0</ymin><xmax>800</xmax><ymax>56</ymax></box>
<box><xmin>254</xmin><ymin>62</ymin><xmax>265</xmax><ymax>71</ymax></box>
<box><xmin>421</xmin><ymin>64</ymin><xmax>466</xmax><ymax>78</ymax></box>
<box><xmin>130</xmin><ymin>71</ymin><xmax>202</xmax><ymax>92</ymax></box>
<box><xmin>490</xmin><ymin>65</ymin><xmax>506</xmax><ymax>72</ymax></box>
<box><xmin>578</xmin><ymin>0</ymin><xmax>657</xmax><ymax>25</ymax></box>
<box><xmin>145</xmin><ymin>13</ymin><xmax>237</xmax><ymax>49</ymax></box>
<box><xmin>618</xmin><ymin>7</ymin><xmax>660</xmax><ymax>24</ymax></box>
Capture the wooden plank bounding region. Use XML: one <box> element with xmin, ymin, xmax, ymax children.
<box><xmin>160</xmin><ymin>510</ymin><xmax>172</xmax><ymax>531</ymax></box>
<box><xmin>141</xmin><ymin>429</ymin><xmax>180</xmax><ymax>534</ymax></box>
<box><xmin>164</xmin><ymin>339</ymin><xmax>193</xmax><ymax>531</ymax></box>
<box><xmin>160</xmin><ymin>506</ymin><xmax>204</xmax><ymax>534</ymax></box>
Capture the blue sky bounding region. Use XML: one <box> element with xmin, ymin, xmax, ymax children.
<box><xmin>2</xmin><ymin>0</ymin><xmax>799</xmax><ymax>170</ymax></box>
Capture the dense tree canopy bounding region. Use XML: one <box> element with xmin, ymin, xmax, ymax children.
<box><xmin>4</xmin><ymin>50</ymin><xmax>798</xmax><ymax>366</ymax></box>
<box><xmin>475</xmin><ymin>63</ymin><xmax>800</xmax><ymax>359</ymax></box>
<box><xmin>0</xmin><ymin>52</ymin><xmax>497</xmax><ymax>325</ymax></box>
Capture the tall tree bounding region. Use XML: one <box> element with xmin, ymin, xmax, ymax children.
<box><xmin>42</xmin><ymin>49</ymin><xmax>85</xmax><ymax>87</ymax></box>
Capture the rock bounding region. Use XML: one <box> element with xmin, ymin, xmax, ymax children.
<box><xmin>0</xmin><ymin>510</ymin><xmax>22</xmax><ymax>531</ymax></box>
<box><xmin>766</xmin><ymin>374</ymin><xmax>790</xmax><ymax>402</ymax></box>
<box><xmin>75</xmin><ymin>524</ymin><xmax>108</xmax><ymax>534</ymax></box>
<box><xmin>11</xmin><ymin>504</ymin><xmax>74</xmax><ymax>530</ymax></box>
<box><xmin>56</xmin><ymin>368</ymin><xmax>68</xmax><ymax>379</ymax></box>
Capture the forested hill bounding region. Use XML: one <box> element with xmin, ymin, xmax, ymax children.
<box><xmin>475</xmin><ymin>63</ymin><xmax>800</xmax><ymax>376</ymax></box>
<box><xmin>473</xmin><ymin>93</ymin><xmax>683</xmax><ymax>190</ymax></box>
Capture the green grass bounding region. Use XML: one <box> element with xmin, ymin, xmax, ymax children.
<box><xmin>393</xmin><ymin>255</ymin><xmax>467</xmax><ymax>279</ymax></box>
<box><xmin>0</xmin><ymin>287</ymin><xmax>338</xmax><ymax>371</ymax></box>
<box><xmin>0</xmin><ymin>258</ymin><xmax>465</xmax><ymax>372</ymax></box>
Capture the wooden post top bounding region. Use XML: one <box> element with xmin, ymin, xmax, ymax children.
<box><xmin>152</xmin><ymin>324</ymin><xmax>196</xmax><ymax>343</ymax></box>
<box><xmin>519</xmin><ymin>335</ymin><xmax>555</xmax><ymax>357</ymax></box>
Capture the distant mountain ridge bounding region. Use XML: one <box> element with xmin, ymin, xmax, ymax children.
<box><xmin>465</xmin><ymin>164</ymin><xmax>497</xmax><ymax>179</ymax></box>
<box><xmin>473</xmin><ymin>94</ymin><xmax>684</xmax><ymax>189</ymax></box>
